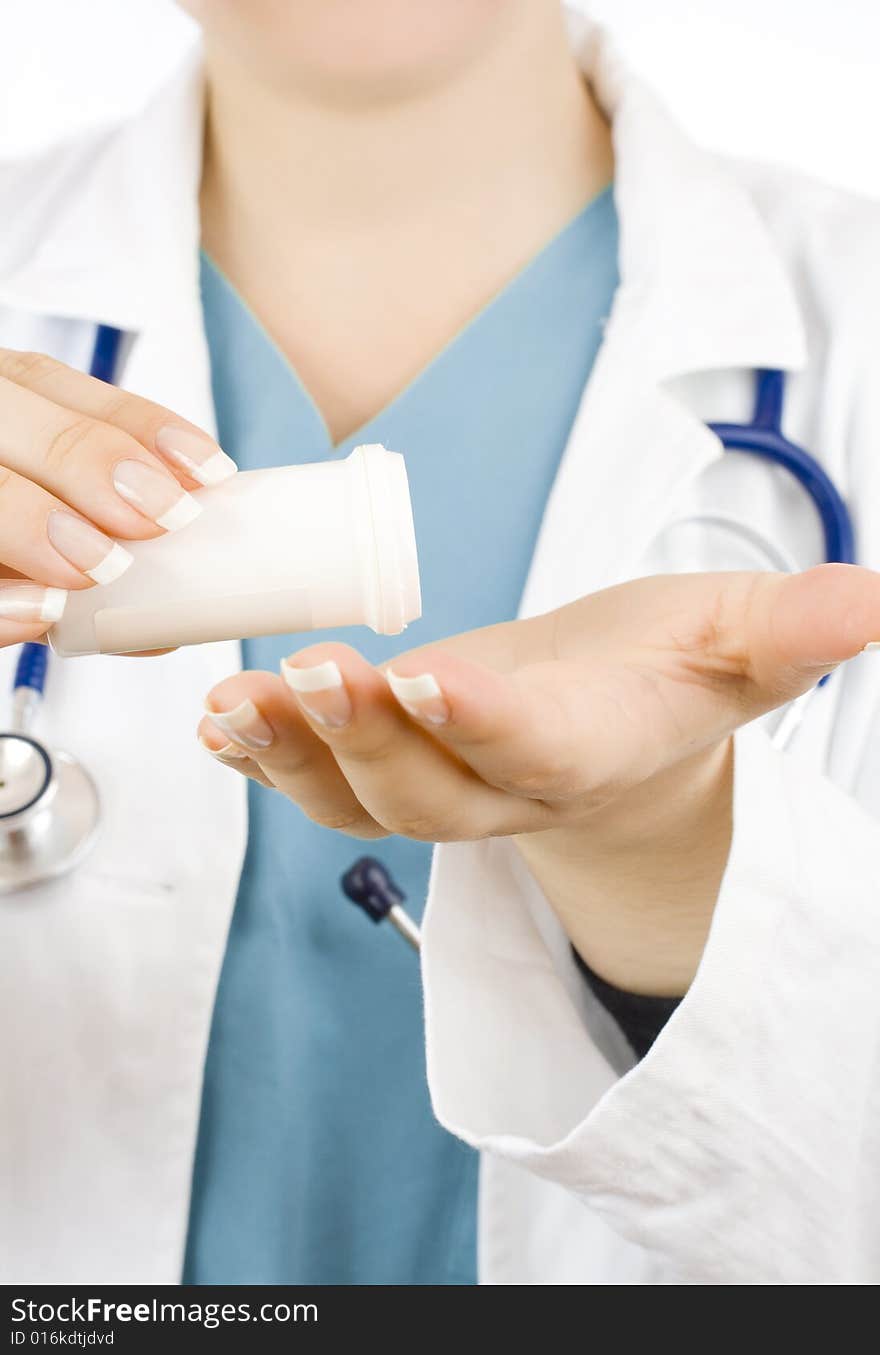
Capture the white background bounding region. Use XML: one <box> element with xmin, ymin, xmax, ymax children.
<box><xmin>1</xmin><ymin>0</ymin><xmax>878</xmax><ymax>199</ymax></box>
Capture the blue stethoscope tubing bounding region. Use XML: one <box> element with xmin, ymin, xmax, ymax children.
<box><xmin>708</xmin><ymin>368</ymin><xmax>854</xmax><ymax>566</ymax></box>
<box><xmin>13</xmin><ymin>325</ymin><xmax>124</xmax><ymax>703</ymax></box>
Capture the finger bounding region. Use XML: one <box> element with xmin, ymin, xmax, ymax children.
<box><xmin>202</xmin><ymin>669</ymin><xmax>387</xmax><ymax>838</ymax></box>
<box><xmin>0</xmin><ymin>375</ymin><xmax>204</xmax><ymax>540</ymax></box>
<box><xmin>383</xmin><ymin>647</ymin><xmax>595</xmax><ymax>804</ymax></box>
<box><xmin>0</xmin><ymin>466</ymin><xmax>133</xmax><ymax>589</ymax></box>
<box><xmin>197</xmin><ymin>720</ymin><xmax>275</xmax><ymax>789</ymax></box>
<box><xmin>0</xmin><ymin>349</ymin><xmax>235</xmax><ymax>488</ymax></box>
<box><xmin>744</xmin><ymin>564</ymin><xmax>880</xmax><ymax>695</ymax></box>
<box><xmin>279</xmin><ymin>643</ymin><xmax>551</xmax><ymax>840</ymax></box>
<box><xmin>538</xmin><ymin>566</ymin><xmax>880</xmax><ymax>769</ymax></box>
<box><xmin>386</xmin><ymin>643</ymin><xmax>735</xmax><ymax>819</ymax></box>
<box><xmin>0</xmin><ymin>581</ymin><xmax>66</xmax><ymax>646</ymax></box>
<box><xmin>375</xmin><ymin>568</ymin><xmax>880</xmax><ymax>818</ymax></box>
<box><xmin>382</xmin><ymin>565</ymin><xmax>880</xmax><ymax>808</ymax></box>
<box><xmin>551</xmin><ymin>566</ymin><xmax>880</xmax><ymax>704</ymax></box>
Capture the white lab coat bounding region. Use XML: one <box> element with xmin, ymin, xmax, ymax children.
<box><xmin>1</xmin><ymin>15</ymin><xmax>879</xmax><ymax>1285</ymax></box>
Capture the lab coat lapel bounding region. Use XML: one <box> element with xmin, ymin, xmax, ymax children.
<box><xmin>521</xmin><ymin>17</ymin><xmax>808</xmax><ymax>617</ymax></box>
<box><xmin>519</xmin><ymin>324</ymin><xmax>721</xmax><ymax>615</ymax></box>
<box><xmin>0</xmin><ymin>43</ymin><xmax>205</xmax><ymax>334</ymax></box>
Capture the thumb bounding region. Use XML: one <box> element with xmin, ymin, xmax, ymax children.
<box><xmin>747</xmin><ymin>563</ymin><xmax>880</xmax><ymax>699</ymax></box>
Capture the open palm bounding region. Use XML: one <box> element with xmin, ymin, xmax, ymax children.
<box><xmin>198</xmin><ymin>564</ymin><xmax>879</xmax><ymax>843</ymax></box>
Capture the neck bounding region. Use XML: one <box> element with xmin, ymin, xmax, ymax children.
<box><xmin>200</xmin><ymin>6</ymin><xmax>612</xmax><ymax>443</ymax></box>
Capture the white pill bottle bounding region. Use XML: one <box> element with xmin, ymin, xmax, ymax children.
<box><xmin>49</xmin><ymin>444</ymin><xmax>421</xmax><ymax>657</ymax></box>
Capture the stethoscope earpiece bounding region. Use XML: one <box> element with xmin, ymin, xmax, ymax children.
<box><xmin>341</xmin><ymin>857</ymin><xmax>421</xmax><ymax>950</ymax></box>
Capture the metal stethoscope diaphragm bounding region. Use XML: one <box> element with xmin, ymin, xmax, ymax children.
<box><xmin>0</xmin><ymin>646</ymin><xmax>100</xmax><ymax>894</ymax></box>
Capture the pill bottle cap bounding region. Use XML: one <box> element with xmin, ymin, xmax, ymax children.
<box><xmin>352</xmin><ymin>444</ymin><xmax>421</xmax><ymax>635</ymax></box>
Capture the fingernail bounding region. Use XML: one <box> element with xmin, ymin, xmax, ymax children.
<box><xmin>47</xmin><ymin>510</ymin><xmax>133</xmax><ymax>585</ymax></box>
<box><xmin>386</xmin><ymin>668</ymin><xmax>450</xmax><ymax>725</ymax></box>
<box><xmin>0</xmin><ymin>582</ymin><xmax>67</xmax><ymax>624</ymax></box>
<box><xmin>204</xmin><ymin>698</ymin><xmax>274</xmax><ymax>750</ymax></box>
<box><xmin>155</xmin><ymin>426</ymin><xmax>237</xmax><ymax>487</ymax></box>
<box><xmin>112</xmin><ymin>459</ymin><xmax>202</xmax><ymax>531</ymax></box>
<box><xmin>281</xmin><ymin>658</ymin><xmax>353</xmax><ymax>728</ymax></box>
<box><xmin>863</xmin><ymin>642</ymin><xmax>880</xmax><ymax>652</ymax></box>
<box><xmin>199</xmin><ymin>733</ymin><xmax>249</xmax><ymax>762</ymax></box>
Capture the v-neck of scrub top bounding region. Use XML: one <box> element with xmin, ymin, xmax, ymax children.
<box><xmin>185</xmin><ymin>186</ymin><xmax>620</xmax><ymax>1286</ymax></box>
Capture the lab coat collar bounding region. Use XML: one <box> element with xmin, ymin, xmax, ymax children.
<box><xmin>565</xmin><ymin>9</ymin><xmax>807</xmax><ymax>377</ymax></box>
<box><xmin>0</xmin><ymin>16</ymin><xmax>807</xmax><ymax>373</ymax></box>
<box><xmin>0</xmin><ymin>43</ymin><xmax>204</xmax><ymax>332</ymax></box>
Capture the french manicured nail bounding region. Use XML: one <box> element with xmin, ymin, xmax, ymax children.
<box><xmin>199</xmin><ymin>733</ymin><xmax>249</xmax><ymax>762</ymax></box>
<box><xmin>281</xmin><ymin>658</ymin><xmax>353</xmax><ymax>728</ymax></box>
<box><xmin>47</xmin><ymin>510</ymin><xmax>133</xmax><ymax>585</ymax></box>
<box><xmin>0</xmin><ymin>582</ymin><xmax>67</xmax><ymax>624</ymax></box>
<box><xmin>155</xmin><ymin>426</ymin><xmax>237</xmax><ymax>487</ymax></box>
<box><xmin>863</xmin><ymin>642</ymin><xmax>880</xmax><ymax>652</ymax></box>
<box><xmin>204</xmin><ymin>698</ymin><xmax>274</xmax><ymax>750</ymax></box>
<box><xmin>386</xmin><ymin>668</ymin><xmax>450</xmax><ymax>725</ymax></box>
<box><xmin>112</xmin><ymin>459</ymin><xmax>202</xmax><ymax>531</ymax></box>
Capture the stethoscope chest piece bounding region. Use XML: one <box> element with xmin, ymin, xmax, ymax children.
<box><xmin>0</xmin><ymin>733</ymin><xmax>100</xmax><ymax>893</ymax></box>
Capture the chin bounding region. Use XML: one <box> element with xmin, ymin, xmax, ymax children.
<box><xmin>181</xmin><ymin>0</ymin><xmax>520</xmax><ymax>96</ymax></box>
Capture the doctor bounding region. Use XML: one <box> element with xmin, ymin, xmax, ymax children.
<box><xmin>1</xmin><ymin>0</ymin><xmax>880</xmax><ymax>1286</ymax></box>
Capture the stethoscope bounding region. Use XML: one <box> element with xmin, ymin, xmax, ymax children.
<box><xmin>0</xmin><ymin>333</ymin><xmax>855</xmax><ymax>906</ymax></box>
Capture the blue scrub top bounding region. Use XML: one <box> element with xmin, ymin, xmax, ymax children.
<box><xmin>184</xmin><ymin>188</ymin><xmax>619</xmax><ymax>1285</ymax></box>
